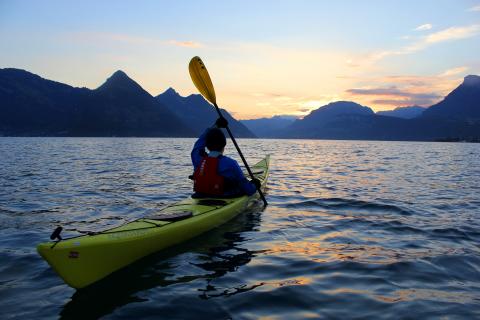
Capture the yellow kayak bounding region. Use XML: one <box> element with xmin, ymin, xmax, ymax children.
<box><xmin>37</xmin><ymin>155</ymin><xmax>270</xmax><ymax>289</ymax></box>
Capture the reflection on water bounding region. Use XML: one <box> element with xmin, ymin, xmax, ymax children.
<box><xmin>60</xmin><ymin>208</ymin><xmax>264</xmax><ymax>319</ymax></box>
<box><xmin>0</xmin><ymin>138</ymin><xmax>479</xmax><ymax>319</ymax></box>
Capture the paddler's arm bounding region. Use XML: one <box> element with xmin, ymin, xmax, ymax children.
<box><xmin>225</xmin><ymin>159</ymin><xmax>257</xmax><ymax>196</ymax></box>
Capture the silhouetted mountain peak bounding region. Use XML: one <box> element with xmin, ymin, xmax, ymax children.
<box><xmin>104</xmin><ymin>70</ymin><xmax>134</xmax><ymax>84</ymax></box>
<box><xmin>96</xmin><ymin>70</ymin><xmax>149</xmax><ymax>96</ymax></box>
<box><xmin>156</xmin><ymin>90</ymin><xmax>255</xmax><ymax>137</ymax></box>
<box><xmin>111</xmin><ymin>69</ymin><xmax>128</xmax><ymax>78</ymax></box>
<box><xmin>308</xmin><ymin>101</ymin><xmax>374</xmax><ymax>118</ymax></box>
<box><xmin>463</xmin><ymin>75</ymin><xmax>480</xmax><ymax>87</ymax></box>
<box><xmin>162</xmin><ymin>87</ymin><xmax>181</xmax><ymax>97</ymax></box>
<box><xmin>186</xmin><ymin>93</ymin><xmax>207</xmax><ymax>102</ymax></box>
<box><xmin>182</xmin><ymin>93</ymin><xmax>214</xmax><ymax>108</ymax></box>
<box><xmin>324</xmin><ymin>101</ymin><xmax>371</xmax><ymax>110</ymax></box>
<box><xmin>422</xmin><ymin>74</ymin><xmax>480</xmax><ymax>120</ymax></box>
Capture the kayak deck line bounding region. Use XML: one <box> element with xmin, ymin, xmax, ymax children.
<box><xmin>62</xmin><ymin>204</ymin><xmax>227</xmax><ymax>240</ymax></box>
<box><xmin>37</xmin><ymin>155</ymin><xmax>270</xmax><ymax>289</ymax></box>
<box><xmin>54</xmin><ymin>199</ymin><xmax>236</xmax><ymax>241</ymax></box>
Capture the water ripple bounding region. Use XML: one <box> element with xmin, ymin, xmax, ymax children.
<box><xmin>282</xmin><ymin>197</ymin><xmax>414</xmax><ymax>216</ymax></box>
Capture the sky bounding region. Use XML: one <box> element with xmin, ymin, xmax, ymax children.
<box><xmin>1</xmin><ymin>0</ymin><xmax>479</xmax><ymax>119</ymax></box>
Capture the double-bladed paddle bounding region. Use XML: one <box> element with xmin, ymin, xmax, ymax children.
<box><xmin>188</xmin><ymin>56</ymin><xmax>268</xmax><ymax>206</ymax></box>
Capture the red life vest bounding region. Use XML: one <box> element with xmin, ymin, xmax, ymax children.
<box><xmin>193</xmin><ymin>156</ymin><xmax>225</xmax><ymax>195</ymax></box>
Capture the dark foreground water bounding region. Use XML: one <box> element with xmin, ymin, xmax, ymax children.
<box><xmin>0</xmin><ymin>137</ymin><xmax>479</xmax><ymax>319</ymax></box>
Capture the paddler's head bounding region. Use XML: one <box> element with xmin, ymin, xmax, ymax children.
<box><xmin>206</xmin><ymin>128</ymin><xmax>226</xmax><ymax>153</ymax></box>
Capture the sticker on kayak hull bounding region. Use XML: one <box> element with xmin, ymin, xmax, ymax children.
<box><xmin>68</xmin><ymin>251</ymin><xmax>79</xmax><ymax>259</ymax></box>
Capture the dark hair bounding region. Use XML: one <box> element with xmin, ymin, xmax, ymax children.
<box><xmin>206</xmin><ymin>128</ymin><xmax>226</xmax><ymax>151</ymax></box>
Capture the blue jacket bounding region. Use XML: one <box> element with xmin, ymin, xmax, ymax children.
<box><xmin>191</xmin><ymin>129</ymin><xmax>257</xmax><ymax>196</ymax></box>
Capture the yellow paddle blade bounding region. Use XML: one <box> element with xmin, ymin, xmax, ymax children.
<box><xmin>189</xmin><ymin>56</ymin><xmax>217</xmax><ymax>105</ymax></box>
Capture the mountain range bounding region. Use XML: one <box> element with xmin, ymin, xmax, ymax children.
<box><xmin>240</xmin><ymin>115</ymin><xmax>296</xmax><ymax>138</ymax></box>
<box><xmin>0</xmin><ymin>68</ymin><xmax>253</xmax><ymax>137</ymax></box>
<box><xmin>1</xmin><ymin>68</ymin><xmax>479</xmax><ymax>141</ymax></box>
<box><xmin>241</xmin><ymin>75</ymin><xmax>480</xmax><ymax>141</ymax></box>
<box><xmin>156</xmin><ymin>87</ymin><xmax>254</xmax><ymax>137</ymax></box>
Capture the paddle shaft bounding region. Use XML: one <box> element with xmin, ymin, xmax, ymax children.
<box><xmin>213</xmin><ymin>104</ymin><xmax>268</xmax><ymax>206</ymax></box>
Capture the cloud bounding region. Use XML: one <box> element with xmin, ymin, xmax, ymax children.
<box><xmin>347</xmin><ymin>87</ymin><xmax>440</xmax><ymax>99</ymax></box>
<box><xmin>273</xmin><ymin>96</ymin><xmax>293</xmax><ymax>102</ymax></box>
<box><xmin>370</xmin><ymin>98</ymin><xmax>434</xmax><ymax>106</ymax></box>
<box><xmin>346</xmin><ymin>59</ymin><xmax>360</xmax><ymax>67</ymax></box>
<box><xmin>67</xmin><ymin>32</ymin><xmax>203</xmax><ymax>48</ymax></box>
<box><xmin>363</xmin><ymin>24</ymin><xmax>480</xmax><ymax>64</ymax></box>
<box><xmin>468</xmin><ymin>5</ymin><xmax>480</xmax><ymax>11</ymax></box>
<box><xmin>168</xmin><ymin>40</ymin><xmax>202</xmax><ymax>48</ymax></box>
<box><xmin>425</xmin><ymin>25</ymin><xmax>480</xmax><ymax>43</ymax></box>
<box><xmin>346</xmin><ymin>86</ymin><xmax>442</xmax><ymax>107</ymax></box>
<box><xmin>439</xmin><ymin>66</ymin><xmax>468</xmax><ymax>77</ymax></box>
<box><xmin>256</xmin><ymin>102</ymin><xmax>271</xmax><ymax>106</ymax></box>
<box><xmin>297</xmin><ymin>108</ymin><xmax>311</xmax><ymax>113</ymax></box>
<box><xmin>251</xmin><ymin>92</ymin><xmax>291</xmax><ymax>98</ymax></box>
<box><xmin>337</xmin><ymin>73</ymin><xmax>463</xmax><ymax>111</ymax></box>
<box><xmin>415</xmin><ymin>23</ymin><xmax>432</xmax><ymax>31</ymax></box>
<box><xmin>375</xmin><ymin>76</ymin><xmax>428</xmax><ymax>87</ymax></box>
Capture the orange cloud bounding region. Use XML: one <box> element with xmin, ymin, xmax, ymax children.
<box><xmin>439</xmin><ymin>66</ymin><xmax>469</xmax><ymax>77</ymax></box>
<box><xmin>425</xmin><ymin>25</ymin><xmax>480</xmax><ymax>43</ymax></box>
<box><xmin>168</xmin><ymin>40</ymin><xmax>202</xmax><ymax>48</ymax></box>
<box><xmin>343</xmin><ymin>72</ymin><xmax>465</xmax><ymax>110</ymax></box>
<box><xmin>346</xmin><ymin>86</ymin><xmax>441</xmax><ymax>107</ymax></box>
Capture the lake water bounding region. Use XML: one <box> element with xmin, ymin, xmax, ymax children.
<box><xmin>0</xmin><ymin>137</ymin><xmax>479</xmax><ymax>319</ymax></box>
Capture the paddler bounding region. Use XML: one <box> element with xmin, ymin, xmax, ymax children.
<box><xmin>191</xmin><ymin>117</ymin><xmax>261</xmax><ymax>197</ymax></box>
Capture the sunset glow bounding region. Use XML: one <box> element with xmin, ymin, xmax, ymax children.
<box><xmin>1</xmin><ymin>0</ymin><xmax>479</xmax><ymax>119</ymax></box>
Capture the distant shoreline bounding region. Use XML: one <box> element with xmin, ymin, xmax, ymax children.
<box><xmin>1</xmin><ymin>135</ymin><xmax>479</xmax><ymax>143</ymax></box>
